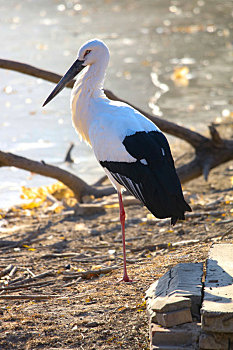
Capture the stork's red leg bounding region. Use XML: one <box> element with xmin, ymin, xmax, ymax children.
<box><xmin>118</xmin><ymin>191</ymin><xmax>132</xmax><ymax>282</ymax></box>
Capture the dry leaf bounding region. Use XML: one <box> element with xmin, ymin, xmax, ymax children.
<box><xmin>172</xmin><ymin>66</ymin><xmax>190</xmax><ymax>87</ymax></box>
<box><xmin>104</xmin><ymin>203</ymin><xmax>119</xmax><ymax>209</ymax></box>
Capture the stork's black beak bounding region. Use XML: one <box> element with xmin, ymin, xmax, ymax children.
<box><xmin>42</xmin><ymin>59</ymin><xmax>85</xmax><ymax>107</ymax></box>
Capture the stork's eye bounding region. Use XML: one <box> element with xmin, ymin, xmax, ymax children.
<box><xmin>84</xmin><ymin>50</ymin><xmax>91</xmax><ymax>58</ymax></box>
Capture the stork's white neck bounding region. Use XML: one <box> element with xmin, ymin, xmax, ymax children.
<box><xmin>71</xmin><ymin>61</ymin><xmax>108</xmax><ymax>144</ymax></box>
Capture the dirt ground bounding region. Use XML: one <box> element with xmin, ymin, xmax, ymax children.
<box><xmin>0</xmin><ymin>159</ymin><xmax>232</xmax><ymax>350</ymax></box>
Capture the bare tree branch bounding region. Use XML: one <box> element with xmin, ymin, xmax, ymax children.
<box><xmin>0</xmin><ymin>151</ymin><xmax>115</xmax><ymax>201</ymax></box>
<box><xmin>0</xmin><ymin>59</ymin><xmax>232</xmax><ymax>199</ymax></box>
<box><xmin>0</xmin><ymin>59</ymin><xmax>75</xmax><ymax>88</ymax></box>
<box><xmin>0</xmin><ymin>58</ymin><xmax>205</xmax><ymax>147</ymax></box>
<box><xmin>104</xmin><ymin>89</ymin><xmax>206</xmax><ymax>148</ymax></box>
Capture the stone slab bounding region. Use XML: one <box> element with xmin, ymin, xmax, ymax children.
<box><xmin>199</xmin><ymin>331</ymin><xmax>233</xmax><ymax>349</ymax></box>
<box><xmin>201</xmin><ymin>244</ymin><xmax>233</xmax><ymax>333</ymax></box>
<box><xmin>152</xmin><ymin>346</ymin><xmax>197</xmax><ymax>350</ymax></box>
<box><xmin>146</xmin><ymin>262</ymin><xmax>203</xmax><ymax>320</ymax></box>
<box><xmin>151</xmin><ymin>295</ymin><xmax>191</xmax><ymax>313</ymax></box>
<box><xmin>147</xmin><ymin>303</ymin><xmax>157</xmax><ymax>324</ymax></box>
<box><xmin>156</xmin><ymin>308</ymin><xmax>192</xmax><ymax>328</ymax></box>
<box><xmin>151</xmin><ymin>322</ymin><xmax>201</xmax><ymax>347</ymax></box>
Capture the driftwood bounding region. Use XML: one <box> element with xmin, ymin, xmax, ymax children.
<box><xmin>0</xmin><ymin>59</ymin><xmax>232</xmax><ymax>201</ymax></box>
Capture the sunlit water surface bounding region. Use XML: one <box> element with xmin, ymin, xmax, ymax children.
<box><xmin>0</xmin><ymin>0</ymin><xmax>232</xmax><ymax>208</ymax></box>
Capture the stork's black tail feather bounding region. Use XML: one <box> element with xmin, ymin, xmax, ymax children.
<box><xmin>101</xmin><ymin>157</ymin><xmax>192</xmax><ymax>224</ymax></box>
<box><xmin>171</xmin><ymin>217</ymin><xmax>178</xmax><ymax>226</ymax></box>
<box><xmin>100</xmin><ymin>130</ymin><xmax>192</xmax><ymax>224</ymax></box>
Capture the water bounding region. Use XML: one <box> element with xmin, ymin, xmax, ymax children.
<box><xmin>0</xmin><ymin>0</ymin><xmax>233</xmax><ymax>208</ymax></box>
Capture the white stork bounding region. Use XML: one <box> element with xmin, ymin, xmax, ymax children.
<box><xmin>43</xmin><ymin>39</ymin><xmax>191</xmax><ymax>282</ymax></box>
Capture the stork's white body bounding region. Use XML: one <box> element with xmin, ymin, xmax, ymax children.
<box><xmin>73</xmin><ymin>96</ymin><xmax>159</xmax><ymax>168</ymax></box>
<box><xmin>43</xmin><ymin>39</ymin><xmax>191</xmax><ymax>282</ymax></box>
<box><xmin>70</xmin><ymin>41</ymin><xmax>160</xmax><ymax>195</ymax></box>
<box><xmin>71</xmin><ymin>62</ymin><xmax>158</xmax><ymax>156</ymax></box>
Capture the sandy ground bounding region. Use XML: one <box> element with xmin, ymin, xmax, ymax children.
<box><xmin>0</xmin><ymin>158</ymin><xmax>232</xmax><ymax>349</ymax></box>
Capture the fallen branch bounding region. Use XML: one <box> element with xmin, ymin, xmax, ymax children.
<box><xmin>8</xmin><ymin>270</ymin><xmax>54</xmax><ymax>286</ymax></box>
<box><xmin>8</xmin><ymin>265</ymin><xmax>18</xmax><ymax>278</ymax></box>
<box><xmin>0</xmin><ymin>264</ymin><xmax>14</xmax><ymax>278</ymax></box>
<box><xmin>0</xmin><ymin>59</ymin><xmax>233</xmax><ymax>196</ymax></box>
<box><xmin>41</xmin><ymin>252</ymin><xmax>112</xmax><ymax>263</ymax></box>
<box><xmin>220</xmin><ymin>225</ymin><xmax>233</xmax><ymax>240</ymax></box>
<box><xmin>0</xmin><ymin>294</ymin><xmax>60</xmax><ymax>300</ymax></box>
<box><xmin>0</xmin><ymin>151</ymin><xmax>114</xmax><ymax>201</ymax></box>
<box><xmin>41</xmin><ymin>252</ymin><xmax>84</xmax><ymax>259</ymax></box>
<box><xmin>144</xmin><ymin>210</ymin><xmax>226</xmax><ymax>227</ymax></box>
<box><xmin>0</xmin><ymin>279</ymin><xmax>54</xmax><ymax>291</ymax></box>
<box><xmin>0</xmin><ymin>240</ymin><xmax>18</xmax><ymax>248</ymax></box>
<box><xmin>63</xmin><ymin>277</ymin><xmax>82</xmax><ymax>287</ymax></box>
<box><xmin>62</xmin><ymin>265</ymin><xmax>119</xmax><ymax>280</ymax></box>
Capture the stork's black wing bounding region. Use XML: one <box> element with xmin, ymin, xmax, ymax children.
<box><xmin>100</xmin><ymin>131</ymin><xmax>191</xmax><ymax>225</ymax></box>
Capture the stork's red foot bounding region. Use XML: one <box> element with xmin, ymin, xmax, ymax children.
<box><xmin>117</xmin><ymin>274</ymin><xmax>133</xmax><ymax>283</ymax></box>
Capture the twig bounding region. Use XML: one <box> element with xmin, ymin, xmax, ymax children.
<box><xmin>145</xmin><ymin>210</ymin><xmax>226</xmax><ymax>227</ymax></box>
<box><xmin>131</xmin><ymin>243</ymin><xmax>167</xmax><ymax>252</ymax></box>
<box><xmin>0</xmin><ymin>240</ymin><xmax>18</xmax><ymax>248</ymax></box>
<box><xmin>114</xmin><ymin>235</ymin><xmax>146</xmax><ymax>243</ymax></box>
<box><xmin>71</xmin><ymin>255</ymin><xmax>116</xmax><ymax>263</ymax></box>
<box><xmin>79</xmin><ymin>244</ymin><xmax>118</xmax><ymax>250</ymax></box>
<box><xmin>92</xmin><ymin>175</ymin><xmax>108</xmax><ymax>186</ymax></box>
<box><xmin>63</xmin><ymin>277</ymin><xmax>82</xmax><ymax>287</ymax></box>
<box><xmin>0</xmin><ymin>294</ymin><xmax>59</xmax><ymax>300</ymax></box>
<box><xmin>8</xmin><ymin>266</ymin><xmax>17</xmax><ymax>277</ymax></box>
<box><xmin>62</xmin><ymin>266</ymin><xmax>119</xmax><ymax>280</ymax></box>
<box><xmin>41</xmin><ymin>252</ymin><xmax>84</xmax><ymax>259</ymax></box>
<box><xmin>26</xmin><ymin>268</ymin><xmax>36</xmax><ymax>277</ymax></box>
<box><xmin>8</xmin><ymin>270</ymin><xmax>54</xmax><ymax>286</ymax></box>
<box><xmin>0</xmin><ymin>224</ymin><xmax>32</xmax><ymax>235</ymax></box>
<box><xmin>171</xmin><ymin>239</ymin><xmax>200</xmax><ymax>247</ymax></box>
<box><xmin>220</xmin><ymin>226</ymin><xmax>233</xmax><ymax>241</ymax></box>
<box><xmin>64</xmin><ymin>143</ymin><xmax>74</xmax><ymax>163</ymax></box>
<box><xmin>186</xmin><ymin>211</ymin><xmax>225</xmax><ymax>218</ymax></box>
<box><xmin>0</xmin><ymin>280</ymin><xmax>54</xmax><ymax>291</ymax></box>
<box><xmin>215</xmin><ymin>219</ymin><xmax>233</xmax><ymax>225</ymax></box>
<box><xmin>209</xmin><ymin>124</ymin><xmax>224</xmax><ymax>146</ymax></box>
<box><xmin>0</xmin><ymin>264</ymin><xmax>14</xmax><ymax>278</ymax></box>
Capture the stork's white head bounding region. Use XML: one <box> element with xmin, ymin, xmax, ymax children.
<box><xmin>77</xmin><ymin>39</ymin><xmax>110</xmax><ymax>67</ymax></box>
<box><xmin>43</xmin><ymin>39</ymin><xmax>110</xmax><ymax>107</ymax></box>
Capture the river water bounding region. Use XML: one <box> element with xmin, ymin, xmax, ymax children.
<box><xmin>0</xmin><ymin>0</ymin><xmax>233</xmax><ymax>208</ymax></box>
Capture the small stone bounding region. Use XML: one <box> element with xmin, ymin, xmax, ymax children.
<box><xmin>201</xmin><ymin>244</ymin><xmax>233</xmax><ymax>333</ymax></box>
<box><xmin>156</xmin><ymin>308</ymin><xmax>192</xmax><ymax>328</ymax></box>
<box><xmin>151</xmin><ymin>322</ymin><xmax>201</xmax><ymax>347</ymax></box>
<box><xmin>199</xmin><ymin>331</ymin><xmax>233</xmax><ymax>350</ymax></box>
<box><xmin>151</xmin><ymin>295</ymin><xmax>191</xmax><ymax>313</ymax></box>
<box><xmin>85</xmin><ymin>321</ymin><xmax>99</xmax><ymax>328</ymax></box>
<box><xmin>75</xmin><ymin>204</ymin><xmax>105</xmax><ymax>216</ymax></box>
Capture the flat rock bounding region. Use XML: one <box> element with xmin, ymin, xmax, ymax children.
<box><xmin>146</xmin><ymin>262</ymin><xmax>203</xmax><ymax>320</ymax></box>
<box><xmin>199</xmin><ymin>331</ymin><xmax>233</xmax><ymax>350</ymax></box>
<box><xmin>156</xmin><ymin>308</ymin><xmax>192</xmax><ymax>328</ymax></box>
<box><xmin>201</xmin><ymin>244</ymin><xmax>233</xmax><ymax>333</ymax></box>
<box><xmin>151</xmin><ymin>322</ymin><xmax>201</xmax><ymax>348</ymax></box>
<box><xmin>75</xmin><ymin>204</ymin><xmax>105</xmax><ymax>216</ymax></box>
<box><xmin>151</xmin><ymin>295</ymin><xmax>191</xmax><ymax>313</ymax></box>
<box><xmin>152</xmin><ymin>347</ymin><xmax>196</xmax><ymax>350</ymax></box>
